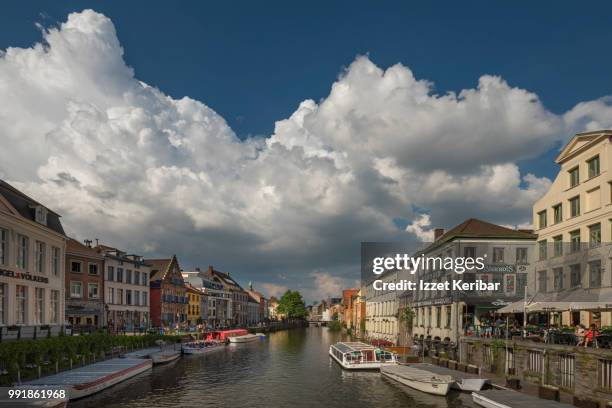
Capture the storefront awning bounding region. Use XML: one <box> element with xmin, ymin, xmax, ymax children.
<box><xmin>496</xmin><ymin>300</ymin><xmax>525</xmax><ymax>314</ymax></box>
<box><xmin>496</xmin><ymin>288</ymin><xmax>612</xmax><ymax>313</ymax></box>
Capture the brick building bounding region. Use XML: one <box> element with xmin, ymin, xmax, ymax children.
<box><xmin>65</xmin><ymin>238</ymin><xmax>104</xmax><ymax>328</ymax></box>
<box><xmin>147</xmin><ymin>255</ymin><xmax>187</xmax><ymax>328</ymax></box>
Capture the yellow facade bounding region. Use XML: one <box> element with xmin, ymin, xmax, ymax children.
<box><xmin>532</xmin><ymin>130</ymin><xmax>612</xmax><ymax>327</ymax></box>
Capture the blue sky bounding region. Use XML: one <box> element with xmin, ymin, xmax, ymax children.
<box><xmin>3</xmin><ymin>1</ymin><xmax>612</xmax><ymax>180</ymax></box>
<box><xmin>2</xmin><ymin>2</ymin><xmax>612</xmax><ymax>300</ymax></box>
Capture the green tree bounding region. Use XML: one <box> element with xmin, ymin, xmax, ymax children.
<box><xmin>277</xmin><ymin>290</ymin><xmax>307</xmax><ymax>319</ymax></box>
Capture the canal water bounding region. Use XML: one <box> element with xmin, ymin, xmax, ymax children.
<box><xmin>71</xmin><ymin>327</ymin><xmax>477</xmax><ymax>408</ymax></box>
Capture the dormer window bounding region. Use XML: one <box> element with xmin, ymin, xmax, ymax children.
<box><xmin>34</xmin><ymin>205</ymin><xmax>48</xmax><ymax>226</ymax></box>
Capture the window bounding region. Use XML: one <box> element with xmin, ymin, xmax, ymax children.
<box><xmin>464</xmin><ymin>247</ymin><xmax>476</xmax><ymax>258</ymax></box>
<box><xmin>553</xmin><ymin>204</ymin><xmax>563</xmax><ymax>224</ymax></box>
<box><xmin>107</xmin><ymin>287</ymin><xmax>114</xmax><ymax>304</ymax></box>
<box><xmin>538</xmin><ymin>271</ymin><xmax>547</xmax><ymax>293</ymax></box>
<box><xmin>589</xmin><ymin>260</ymin><xmax>602</xmax><ymax>288</ymax></box>
<box><xmin>587</xmin><ymin>155</ymin><xmax>600</xmax><ymax>178</ymax></box>
<box><xmin>569</xmin><ymin>196</ymin><xmax>580</xmax><ymax>217</ymax></box>
<box><xmin>570</xmin><ymin>230</ymin><xmax>581</xmax><ymax>252</ymax></box>
<box><xmin>142</xmin><ymin>292</ymin><xmax>147</xmax><ymax>306</ymax></box>
<box><xmin>538</xmin><ymin>240</ymin><xmax>547</xmax><ymax>260</ymax></box>
<box><xmin>50</xmin><ymin>290</ymin><xmax>59</xmax><ymax>324</ymax></box>
<box><xmin>34</xmin><ymin>241</ymin><xmax>45</xmax><ymax>273</ymax></box>
<box><xmin>70</xmin><ymin>281</ymin><xmax>82</xmax><ymax>298</ymax></box>
<box><xmin>117</xmin><ymin>289</ymin><xmax>123</xmax><ymax>305</ymax></box>
<box><xmin>107</xmin><ymin>266</ymin><xmax>114</xmax><ymax>281</ymax></box>
<box><xmin>88</xmin><ymin>263</ymin><xmax>98</xmax><ymax>275</ymax></box>
<box><xmin>553</xmin><ymin>268</ymin><xmax>564</xmax><ymax>291</ymax></box>
<box><xmin>445</xmin><ymin>306</ymin><xmax>451</xmax><ymax>328</ymax></box>
<box><xmin>142</xmin><ymin>273</ymin><xmax>148</xmax><ymax>286</ymax></box>
<box><xmin>538</xmin><ymin>210</ymin><xmax>547</xmax><ymax>229</ymax></box>
<box><xmin>17</xmin><ymin>234</ymin><xmax>28</xmax><ymax>269</ymax></box>
<box><xmin>516</xmin><ymin>247</ymin><xmax>528</xmax><ymax>264</ymax></box>
<box><xmin>493</xmin><ymin>247</ymin><xmax>504</xmax><ymax>263</ymax></box>
<box><xmin>435</xmin><ymin>306</ymin><xmax>441</xmax><ymax>328</ymax></box>
<box><xmin>126</xmin><ymin>269</ymin><xmax>132</xmax><ymax>284</ymax></box>
<box><xmin>569</xmin><ymin>166</ymin><xmax>579</xmax><ymax>187</ymax></box>
<box><xmin>586</xmin><ymin>187</ymin><xmax>601</xmax><ymax>211</ymax></box>
<box><xmin>51</xmin><ymin>247</ymin><xmax>60</xmax><ymax>276</ymax></box>
<box><xmin>135</xmin><ymin>271</ymin><xmax>140</xmax><ymax>285</ymax></box>
<box><xmin>570</xmin><ymin>264</ymin><xmax>581</xmax><ymax>288</ymax></box>
<box><xmin>71</xmin><ymin>261</ymin><xmax>82</xmax><ymax>273</ymax></box>
<box><xmin>134</xmin><ymin>290</ymin><xmax>140</xmax><ymax>306</ymax></box>
<box><xmin>16</xmin><ymin>285</ymin><xmax>26</xmax><ymax>324</ymax></box>
<box><xmin>0</xmin><ymin>228</ymin><xmax>7</xmax><ymax>266</ymax></box>
<box><xmin>0</xmin><ymin>283</ymin><xmax>5</xmax><ymax>325</ymax></box>
<box><xmin>35</xmin><ymin>288</ymin><xmax>44</xmax><ymax>324</ymax></box>
<box><xmin>553</xmin><ymin>235</ymin><xmax>563</xmax><ymax>257</ymax></box>
<box><xmin>116</xmin><ymin>268</ymin><xmax>123</xmax><ymax>282</ymax></box>
<box><xmin>88</xmin><ymin>283</ymin><xmax>99</xmax><ymax>299</ymax></box>
<box><xmin>125</xmin><ymin>290</ymin><xmax>132</xmax><ymax>305</ymax></box>
<box><xmin>589</xmin><ymin>223</ymin><xmax>601</xmax><ymax>247</ymax></box>
<box><xmin>34</xmin><ymin>206</ymin><xmax>47</xmax><ymax>225</ymax></box>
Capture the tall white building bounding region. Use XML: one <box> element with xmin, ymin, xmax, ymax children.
<box><xmin>97</xmin><ymin>245</ymin><xmax>151</xmax><ymax>331</ymax></box>
<box><xmin>532</xmin><ymin>130</ymin><xmax>612</xmax><ymax>327</ymax></box>
<box><xmin>0</xmin><ymin>180</ymin><xmax>66</xmax><ymax>335</ymax></box>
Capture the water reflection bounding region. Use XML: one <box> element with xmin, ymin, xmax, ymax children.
<box><xmin>70</xmin><ymin>327</ymin><xmax>476</xmax><ymax>408</ymax></box>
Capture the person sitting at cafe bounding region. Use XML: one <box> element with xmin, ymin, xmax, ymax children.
<box><xmin>584</xmin><ymin>324</ymin><xmax>599</xmax><ymax>348</ymax></box>
<box><xmin>576</xmin><ymin>324</ymin><xmax>586</xmax><ymax>346</ymax></box>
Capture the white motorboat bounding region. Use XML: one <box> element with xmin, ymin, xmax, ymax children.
<box><xmin>381</xmin><ymin>364</ymin><xmax>453</xmax><ymax>396</ymax></box>
<box><xmin>150</xmin><ymin>349</ymin><xmax>181</xmax><ymax>363</ymax></box>
<box><xmin>182</xmin><ymin>341</ymin><xmax>225</xmax><ymax>354</ymax></box>
<box><xmin>472</xmin><ymin>389</ymin><xmax>577</xmax><ymax>408</ymax></box>
<box><xmin>228</xmin><ymin>333</ymin><xmax>260</xmax><ymax>343</ymax></box>
<box><xmin>329</xmin><ymin>342</ymin><xmax>398</xmax><ymax>370</ymax></box>
<box><xmin>411</xmin><ymin>363</ymin><xmax>490</xmax><ymax>391</ymax></box>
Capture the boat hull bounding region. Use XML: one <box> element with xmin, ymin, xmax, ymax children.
<box><xmin>381</xmin><ymin>365</ymin><xmax>453</xmax><ymax>396</ymax></box>
<box><xmin>150</xmin><ymin>350</ymin><xmax>181</xmax><ymax>364</ymax></box>
<box><xmin>228</xmin><ymin>334</ymin><xmax>260</xmax><ymax>343</ymax></box>
<box><xmin>382</xmin><ymin>370</ymin><xmax>451</xmax><ymax>396</ymax></box>
<box><xmin>182</xmin><ymin>344</ymin><xmax>224</xmax><ymax>354</ymax></box>
<box><xmin>472</xmin><ymin>392</ymin><xmax>511</xmax><ymax>408</ymax></box>
<box><xmin>69</xmin><ymin>359</ymin><xmax>152</xmax><ymax>399</ymax></box>
<box><xmin>454</xmin><ymin>378</ymin><xmax>490</xmax><ymax>392</ymax></box>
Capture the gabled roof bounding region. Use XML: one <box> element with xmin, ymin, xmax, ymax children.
<box><xmin>67</xmin><ymin>238</ymin><xmax>104</xmax><ymax>259</ymax></box>
<box><xmin>423</xmin><ymin>218</ymin><xmax>536</xmax><ymax>254</ymax></box>
<box><xmin>0</xmin><ymin>179</ymin><xmax>65</xmax><ymax>236</ymax></box>
<box><xmin>146</xmin><ymin>255</ymin><xmax>182</xmax><ymax>282</ymax></box>
<box><xmin>206</xmin><ymin>266</ymin><xmax>244</xmax><ymax>291</ymax></box>
<box><xmin>556</xmin><ymin>130</ymin><xmax>612</xmax><ymax>164</ymax></box>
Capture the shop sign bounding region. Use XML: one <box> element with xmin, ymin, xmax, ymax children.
<box><xmin>0</xmin><ymin>268</ymin><xmax>49</xmax><ymax>283</ymax></box>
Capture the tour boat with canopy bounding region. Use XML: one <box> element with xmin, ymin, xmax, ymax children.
<box><xmin>329</xmin><ymin>341</ymin><xmax>397</xmax><ymax>370</ymax></box>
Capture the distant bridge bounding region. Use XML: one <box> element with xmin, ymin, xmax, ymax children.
<box><xmin>307</xmin><ymin>320</ymin><xmax>328</xmax><ymax>327</ymax></box>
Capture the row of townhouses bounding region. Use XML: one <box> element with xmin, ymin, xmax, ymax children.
<box><xmin>323</xmin><ymin>130</ymin><xmax>612</xmax><ymax>347</ymax></box>
<box><xmin>0</xmin><ymin>180</ymin><xmax>273</xmax><ymax>335</ymax></box>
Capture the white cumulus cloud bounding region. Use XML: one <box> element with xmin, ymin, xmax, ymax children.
<box><xmin>2</xmin><ymin>10</ymin><xmax>612</xmax><ymax>302</ymax></box>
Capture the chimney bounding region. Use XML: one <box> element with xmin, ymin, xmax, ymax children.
<box><xmin>84</xmin><ymin>239</ymin><xmax>92</xmax><ymax>248</ymax></box>
<box><xmin>208</xmin><ymin>265</ymin><xmax>213</xmax><ymax>274</ymax></box>
<box><xmin>434</xmin><ymin>228</ymin><xmax>445</xmax><ymax>241</ymax></box>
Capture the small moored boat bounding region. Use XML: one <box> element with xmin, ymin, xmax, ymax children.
<box><xmin>411</xmin><ymin>363</ymin><xmax>490</xmax><ymax>391</ymax></box>
<box><xmin>228</xmin><ymin>333</ymin><xmax>260</xmax><ymax>343</ymax></box>
<box><xmin>22</xmin><ymin>358</ymin><xmax>152</xmax><ymax>400</ymax></box>
<box><xmin>329</xmin><ymin>341</ymin><xmax>397</xmax><ymax>370</ymax></box>
<box><xmin>182</xmin><ymin>341</ymin><xmax>224</xmax><ymax>354</ymax></box>
<box><xmin>472</xmin><ymin>389</ymin><xmax>577</xmax><ymax>408</ymax></box>
<box><xmin>381</xmin><ymin>364</ymin><xmax>454</xmax><ymax>396</ymax></box>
